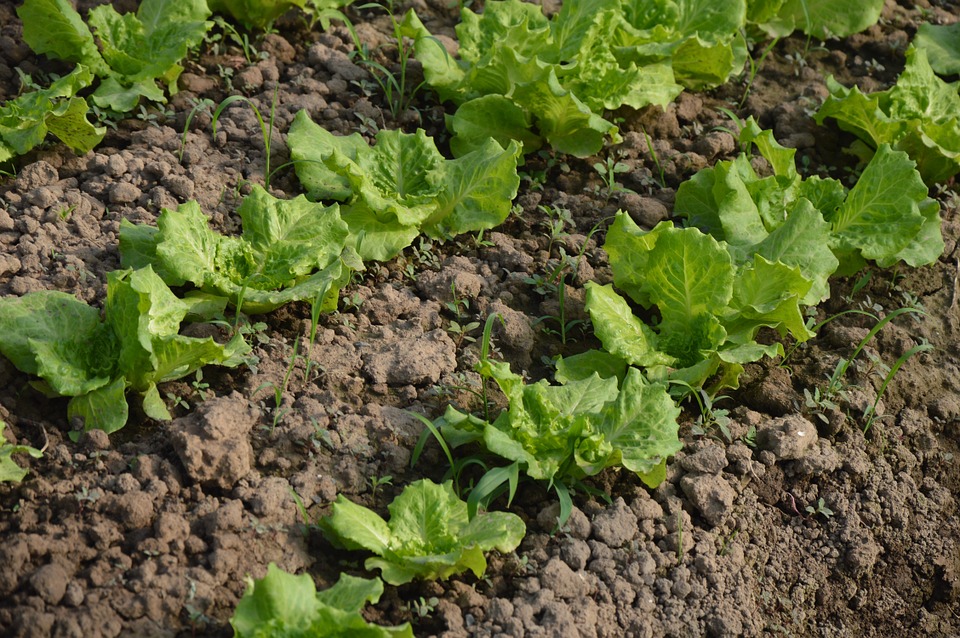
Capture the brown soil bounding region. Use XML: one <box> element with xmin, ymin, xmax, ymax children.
<box><xmin>1</xmin><ymin>0</ymin><xmax>959</xmax><ymax>636</ymax></box>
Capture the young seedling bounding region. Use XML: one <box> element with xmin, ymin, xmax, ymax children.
<box><xmin>211</xmin><ymin>86</ymin><xmax>280</xmax><ymax>189</ymax></box>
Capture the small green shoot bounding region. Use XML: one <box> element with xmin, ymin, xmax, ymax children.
<box><xmin>211</xmin><ymin>87</ymin><xmax>280</xmax><ymax>189</ymax></box>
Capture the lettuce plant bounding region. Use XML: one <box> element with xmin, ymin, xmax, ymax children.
<box><xmin>120</xmin><ymin>185</ymin><xmax>355</xmax><ymax>314</ymax></box>
<box><xmin>208</xmin><ymin>0</ymin><xmax>354</xmax><ymax>30</ymax></box>
<box><xmin>747</xmin><ymin>0</ymin><xmax>884</xmax><ymax>40</ymax></box>
<box><xmin>17</xmin><ymin>0</ymin><xmax>211</xmax><ymax>112</ymax></box>
<box><xmin>440</xmin><ymin>360</ymin><xmax>682</xmax><ymax>493</ymax></box>
<box><xmin>320</xmin><ymin>479</ymin><xmax>525</xmax><ymax>585</ymax></box>
<box><xmin>584</xmin><ymin>216</ymin><xmax>815</xmax><ymax>393</ymax></box>
<box><xmin>403</xmin><ymin>0</ymin><xmax>748</xmax><ymax>157</ymax></box>
<box><xmin>815</xmin><ymin>46</ymin><xmax>960</xmax><ymax>184</ymax></box>
<box><xmin>0</xmin><ymin>267</ymin><xmax>250</xmax><ymax>435</ymax></box>
<box><xmin>288</xmin><ymin>111</ymin><xmax>521</xmax><ymax>261</ymax></box>
<box><xmin>675</xmin><ymin>117</ymin><xmax>944</xmax><ymax>283</ymax></box>
<box><xmin>0</xmin><ymin>66</ymin><xmax>104</xmax><ymax>162</ymax></box>
<box><xmin>0</xmin><ymin>421</ymin><xmax>44</xmax><ymax>484</ymax></box>
<box><xmin>231</xmin><ymin>564</ymin><xmax>412</xmax><ymax>637</ymax></box>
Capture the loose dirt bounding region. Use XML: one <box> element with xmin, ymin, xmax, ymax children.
<box><xmin>0</xmin><ymin>0</ymin><xmax>958</xmax><ymax>636</ymax></box>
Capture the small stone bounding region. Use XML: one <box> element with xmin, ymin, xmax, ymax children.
<box><xmin>680</xmin><ymin>473</ymin><xmax>736</xmax><ymax>527</ymax></box>
<box><xmin>591</xmin><ymin>497</ymin><xmax>638</xmax><ymax>547</ymax></box>
<box><xmin>16</xmin><ymin>160</ymin><xmax>59</xmax><ymax>190</ymax></box>
<box><xmin>756</xmin><ymin>414</ymin><xmax>818</xmax><ymax>460</ymax></box>
<box><xmin>30</xmin><ymin>563</ymin><xmax>68</xmax><ymax>605</ymax></box>
<box><xmin>680</xmin><ymin>445</ymin><xmax>728</xmax><ymax>474</ymax></box>
<box><xmin>542</xmin><ymin>556</ymin><xmax>590</xmax><ymax>600</ymax></box>
<box><xmin>109</xmin><ymin>182</ymin><xmax>142</xmax><ymax>204</ymax></box>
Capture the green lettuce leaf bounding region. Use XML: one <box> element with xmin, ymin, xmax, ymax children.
<box><xmin>320</xmin><ymin>479</ymin><xmax>525</xmax><ymax>585</ymax></box>
<box><xmin>749</xmin><ymin>0</ymin><xmax>884</xmax><ymax>39</ymax></box>
<box><xmin>288</xmin><ymin>111</ymin><xmax>520</xmax><ymax>259</ymax></box>
<box><xmin>120</xmin><ymin>185</ymin><xmax>350</xmax><ymax>314</ymax></box>
<box><xmin>443</xmin><ymin>353</ymin><xmax>680</xmax><ymax>487</ymax></box>
<box><xmin>675</xmin><ymin>119</ymin><xmax>941</xmax><ymax>297</ymax></box>
<box><xmin>230</xmin><ymin>564</ymin><xmax>413</xmax><ymax>638</ymax></box>
<box><xmin>208</xmin><ymin>0</ymin><xmax>308</xmax><ymax>29</ymax></box>
<box><xmin>18</xmin><ymin>0</ymin><xmax>211</xmax><ymax>113</ymax></box>
<box><xmin>0</xmin><ymin>66</ymin><xmax>104</xmax><ymax>161</ymax></box>
<box><xmin>915</xmin><ymin>22</ymin><xmax>960</xmax><ymax>76</ymax></box>
<box><xmin>816</xmin><ymin>46</ymin><xmax>960</xmax><ymax>184</ymax></box>
<box><xmin>0</xmin><ymin>421</ymin><xmax>44</xmax><ymax>484</ymax></box>
<box><xmin>593</xmin><ymin>216</ymin><xmax>815</xmax><ymax>390</ymax></box>
<box><xmin>827</xmin><ymin>144</ymin><xmax>930</xmax><ymax>269</ymax></box>
<box><xmin>0</xmin><ymin>267</ymin><xmax>250</xmax><ymax>434</ymax></box>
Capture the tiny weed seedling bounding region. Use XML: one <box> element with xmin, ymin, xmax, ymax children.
<box><xmin>368</xmin><ymin>473</ymin><xmax>393</xmax><ymax>504</ymax></box>
<box><xmin>591</xmin><ymin>152</ymin><xmax>632</xmax><ymax>201</ymax></box>
<box><xmin>409</xmin><ymin>596</ymin><xmax>439</xmax><ymax>620</ymax></box>
<box><xmin>179</xmin><ymin>98</ymin><xmax>215</xmax><ymax>163</ymax></box>
<box><xmin>445</xmin><ymin>283</ymin><xmax>480</xmax><ymax>348</ymax></box>
<box><xmin>339</xmin><ymin>3</ymin><xmax>429</xmax><ymax>119</ymax></box>
<box><xmin>641</xmin><ymin>126</ymin><xmax>666</xmax><ymax>188</ymax></box>
<box><xmin>805</xmin><ymin>497</ymin><xmax>835</xmax><ymax>519</ymax></box>
<box><xmin>190</xmin><ymin>369</ymin><xmax>209</xmax><ymax>401</ymax></box>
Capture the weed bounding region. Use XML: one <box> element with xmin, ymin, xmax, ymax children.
<box><xmin>641</xmin><ymin>126</ymin><xmax>666</xmax><ymax>188</ymax></box>
<box><xmin>165</xmin><ymin>392</ymin><xmax>190</xmax><ymax>411</ymax></box>
<box><xmin>591</xmin><ymin>151</ymin><xmax>632</xmax><ymax>200</ymax></box>
<box><xmin>445</xmin><ymin>283</ymin><xmax>480</xmax><ymax>347</ymax></box>
<box><xmin>303</xmin><ymin>283</ymin><xmax>332</xmax><ymax>382</ymax></box>
<box><xmin>740</xmin><ymin>36</ymin><xmax>780</xmax><ymax>108</ymax></box>
<box><xmin>805</xmin><ymin>497</ymin><xmax>835</xmax><ymax>519</ymax></box>
<box><xmin>685</xmin><ymin>389</ymin><xmax>733</xmax><ymax>443</ymax></box>
<box><xmin>56</xmin><ymin>204</ymin><xmax>77</xmax><ymax>221</ymax></box>
<box><xmin>862</xmin><ymin>340</ymin><xmax>932</xmax><ymax>433</ymax></box>
<box><xmin>135</xmin><ymin>104</ymin><xmax>174</xmax><ymax>127</ymax></box>
<box><xmin>254</xmin><ymin>339</ymin><xmax>301</xmax><ymax>430</ymax></box>
<box><xmin>211</xmin><ymin>86</ymin><xmax>280</xmax><ymax>189</ymax></box>
<box><xmin>190</xmin><ymin>369</ymin><xmax>209</xmax><ymax>401</ymax></box>
<box><xmin>339</xmin><ymin>3</ymin><xmax>429</xmax><ymax>119</ymax></box>
<box><xmin>178</xmin><ymin>98</ymin><xmax>215</xmax><ymax>163</ymax></box>
<box><xmin>409</xmin><ymin>596</ymin><xmax>439</xmax><ymax>619</ymax></box>
<box><xmin>369</xmin><ymin>473</ymin><xmax>393</xmax><ymax>503</ymax></box>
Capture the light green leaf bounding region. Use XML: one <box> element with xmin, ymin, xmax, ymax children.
<box><xmin>584</xmin><ymin>282</ymin><xmax>676</xmax><ymax>368</ymax></box>
<box><xmin>583</xmin><ymin>369</ymin><xmax>681</xmax><ymax>477</ymax></box>
<box><xmin>230</xmin><ymin>564</ymin><xmax>413</xmax><ymax>638</ymax></box>
<box><xmin>17</xmin><ymin>0</ymin><xmax>106</xmax><ymax>72</ymax></box>
<box><xmin>828</xmin><ymin>144</ymin><xmax>928</xmax><ymax>265</ymax></box>
<box><xmin>208</xmin><ymin>0</ymin><xmax>307</xmax><ymax>30</ymax></box>
<box><xmin>425</xmin><ymin>139</ymin><xmax>522</xmax><ymax>238</ymax></box>
<box><xmin>0</xmin><ymin>421</ymin><xmax>44</xmax><ymax>484</ymax></box>
<box><xmin>815</xmin><ymin>77</ymin><xmax>904</xmax><ymax>147</ymax></box>
<box><xmin>753</xmin><ymin>199</ymin><xmax>838</xmax><ymax>304</ymax></box>
<box><xmin>447</xmin><ymin>96</ymin><xmax>542</xmax><ymax>157</ymax></box>
<box><xmin>726</xmin><ymin>255</ymin><xmax>814</xmax><ymax>343</ymax></box>
<box><xmin>141</xmin><ymin>383</ymin><xmax>172</xmax><ymax>421</ymax></box>
<box><xmin>67</xmin><ymin>377</ymin><xmax>129</xmax><ymax>435</ymax></box>
<box><xmin>639</xmin><ymin>223</ymin><xmax>734</xmax><ymax>325</ymax></box>
<box><xmin>554</xmin><ymin>350</ymin><xmax>627</xmax><ymax>384</ymax></box>
<box><xmin>0</xmin><ymin>66</ymin><xmax>102</xmax><ymax>159</ymax></box>
<box><xmin>915</xmin><ymin>22</ymin><xmax>960</xmax><ymax>76</ymax></box>
<box><xmin>757</xmin><ymin>0</ymin><xmax>884</xmax><ymax>39</ymax></box>
<box><xmin>323</xmin><ymin>495</ymin><xmax>391</xmax><ymax>554</ymax></box>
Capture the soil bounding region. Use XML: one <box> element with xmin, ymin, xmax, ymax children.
<box><xmin>1</xmin><ymin>0</ymin><xmax>959</xmax><ymax>636</ymax></box>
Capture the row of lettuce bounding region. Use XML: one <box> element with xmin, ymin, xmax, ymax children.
<box><xmin>3</xmin><ymin>0</ymin><xmax>946</xmax><ymax>163</ymax></box>
<box><xmin>1</xmin><ymin>0</ymin><xmax>958</xmax><ymax>634</ymax></box>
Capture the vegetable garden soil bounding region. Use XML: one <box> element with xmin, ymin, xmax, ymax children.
<box><xmin>1</xmin><ymin>0</ymin><xmax>959</xmax><ymax>636</ymax></box>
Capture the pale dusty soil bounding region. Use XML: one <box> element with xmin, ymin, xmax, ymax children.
<box><xmin>0</xmin><ymin>0</ymin><xmax>958</xmax><ymax>636</ymax></box>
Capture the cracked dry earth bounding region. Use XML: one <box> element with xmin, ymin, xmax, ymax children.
<box><xmin>1</xmin><ymin>0</ymin><xmax>960</xmax><ymax>636</ymax></box>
